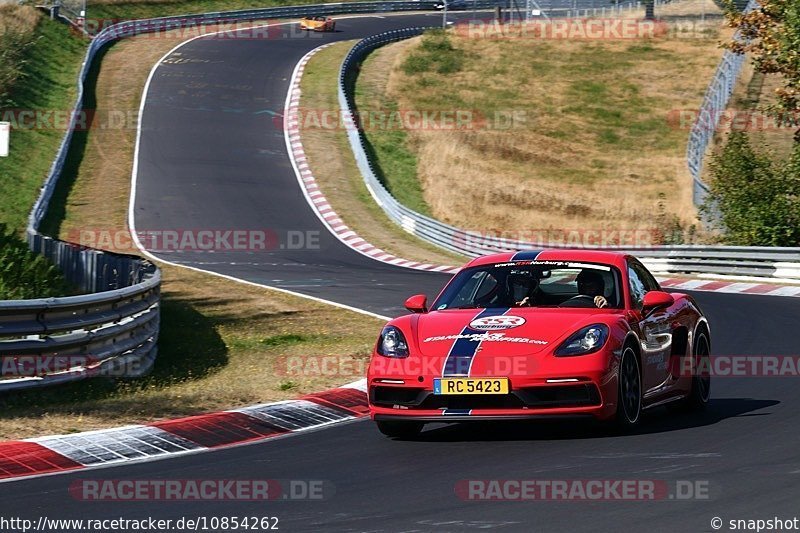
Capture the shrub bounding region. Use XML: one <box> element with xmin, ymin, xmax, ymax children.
<box><xmin>0</xmin><ymin>225</ymin><xmax>71</xmax><ymax>300</ymax></box>
<box><xmin>702</xmin><ymin>132</ymin><xmax>800</xmax><ymax>246</ymax></box>
<box><xmin>402</xmin><ymin>30</ymin><xmax>464</xmax><ymax>76</ymax></box>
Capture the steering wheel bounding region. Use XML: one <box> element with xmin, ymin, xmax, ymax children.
<box><xmin>558</xmin><ymin>294</ymin><xmax>597</xmax><ymax>308</ymax></box>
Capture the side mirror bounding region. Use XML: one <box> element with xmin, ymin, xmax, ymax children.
<box><xmin>404</xmin><ymin>294</ymin><xmax>428</xmax><ymax>314</ymax></box>
<box><xmin>642</xmin><ymin>291</ymin><xmax>674</xmax><ymax>314</ymax></box>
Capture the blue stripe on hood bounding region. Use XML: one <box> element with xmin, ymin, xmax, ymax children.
<box><xmin>511</xmin><ymin>250</ymin><xmax>543</xmax><ymax>261</ymax></box>
<box><xmin>442</xmin><ymin>307</ymin><xmax>510</xmax><ymax>376</ymax></box>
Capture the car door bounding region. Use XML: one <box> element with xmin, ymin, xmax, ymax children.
<box><xmin>627</xmin><ymin>259</ymin><xmax>673</xmax><ymax>393</ymax></box>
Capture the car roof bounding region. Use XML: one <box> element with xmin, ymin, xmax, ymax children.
<box><xmin>464</xmin><ymin>249</ymin><xmax>630</xmax><ymax>269</ymax></box>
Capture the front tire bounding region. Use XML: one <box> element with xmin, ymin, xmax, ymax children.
<box><xmin>616</xmin><ymin>345</ymin><xmax>642</xmax><ymax>428</ymax></box>
<box><xmin>376</xmin><ymin>420</ymin><xmax>423</xmax><ymax>439</ymax></box>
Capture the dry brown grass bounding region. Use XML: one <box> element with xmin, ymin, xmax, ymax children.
<box><xmin>0</xmin><ymin>23</ymin><xmax>383</xmax><ymax>440</ymax></box>
<box><xmin>0</xmin><ymin>3</ymin><xmax>39</xmax><ymax>33</ymax></box>
<box><xmin>54</xmin><ymin>32</ymin><xmax>182</xmax><ymax>238</ymax></box>
<box><xmin>0</xmin><ymin>4</ymin><xmax>41</xmax><ymax>100</ymax></box>
<box><xmin>591</xmin><ymin>0</ymin><xmax>723</xmax><ymax>19</ymax></box>
<box><xmin>369</xmin><ymin>16</ymin><xmax>731</xmax><ymax>241</ymax></box>
<box><xmin>299</xmin><ymin>41</ymin><xmax>466</xmax><ymax>266</ymax></box>
<box><xmin>731</xmin><ymin>70</ymin><xmax>797</xmax><ymax>160</ymax></box>
<box><xmin>645</xmin><ymin>0</ymin><xmax>722</xmax><ymax>18</ymax></box>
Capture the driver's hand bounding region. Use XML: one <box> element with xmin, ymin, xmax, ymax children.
<box><xmin>516</xmin><ymin>296</ymin><xmax>530</xmax><ymax>307</ymax></box>
<box><xmin>594</xmin><ymin>296</ymin><xmax>608</xmax><ymax>308</ymax></box>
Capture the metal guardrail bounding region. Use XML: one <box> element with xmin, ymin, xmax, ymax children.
<box><xmin>337</xmin><ymin>27</ymin><xmax>800</xmax><ymax>280</ymax></box>
<box><xmin>0</xmin><ymin>240</ymin><xmax>160</xmax><ymax>391</ymax></box>
<box><xmin>686</xmin><ymin>0</ymin><xmax>759</xmax><ymax>206</ymax></box>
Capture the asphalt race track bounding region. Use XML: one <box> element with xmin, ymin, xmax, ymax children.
<box><xmin>131</xmin><ymin>13</ymin><xmax>460</xmax><ymax>317</ymax></box>
<box><xmin>2</xmin><ymin>12</ymin><xmax>800</xmax><ymax>533</ymax></box>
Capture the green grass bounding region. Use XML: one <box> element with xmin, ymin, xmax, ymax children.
<box><xmin>352</xmin><ymin>33</ymin><xmax>469</xmax><ymax>216</ymax></box>
<box><xmin>39</xmin><ymin>44</ymin><xmax>108</xmax><ymax>237</ymax></box>
<box><xmin>0</xmin><ymin>17</ymin><xmax>86</xmax><ymax>233</ymax></box>
<box><xmin>0</xmin><ymin>16</ymin><xmax>86</xmax><ymax>299</ymax></box>
<box><xmin>227</xmin><ymin>332</ymin><xmax>325</xmax><ymax>350</ymax></box>
<box><xmin>279</xmin><ymin>380</ymin><xmax>298</xmax><ymax>391</ymax></box>
<box><xmin>401</xmin><ymin>30</ymin><xmax>466</xmax><ymax>75</ymax></box>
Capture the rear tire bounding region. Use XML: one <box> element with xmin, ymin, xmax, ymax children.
<box><xmin>615</xmin><ymin>345</ymin><xmax>642</xmax><ymax>428</ymax></box>
<box><xmin>376</xmin><ymin>420</ymin><xmax>424</xmax><ymax>439</ymax></box>
<box><xmin>670</xmin><ymin>329</ymin><xmax>711</xmax><ymax>412</ymax></box>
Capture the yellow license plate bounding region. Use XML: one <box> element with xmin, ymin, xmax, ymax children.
<box><xmin>433</xmin><ymin>378</ymin><xmax>509</xmax><ymax>395</ymax></box>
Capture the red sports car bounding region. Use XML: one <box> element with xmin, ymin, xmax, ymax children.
<box><xmin>368</xmin><ymin>250</ymin><xmax>711</xmax><ymax>438</ymax></box>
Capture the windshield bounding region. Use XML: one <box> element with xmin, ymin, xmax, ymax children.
<box><xmin>432</xmin><ymin>261</ymin><xmax>622</xmax><ymax>310</ymax></box>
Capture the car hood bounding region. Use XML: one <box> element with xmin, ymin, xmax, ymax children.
<box><xmin>412</xmin><ymin>308</ymin><xmax>612</xmax><ymax>357</ymax></box>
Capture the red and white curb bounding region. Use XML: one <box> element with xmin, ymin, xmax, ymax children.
<box><xmin>283</xmin><ymin>44</ymin><xmax>459</xmax><ymax>275</ymax></box>
<box><xmin>659</xmin><ymin>277</ymin><xmax>800</xmax><ymax>297</ymax></box>
<box><xmin>0</xmin><ymin>380</ymin><xmax>368</xmax><ymax>482</ymax></box>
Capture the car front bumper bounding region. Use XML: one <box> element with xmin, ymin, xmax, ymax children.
<box><xmin>367</xmin><ymin>351</ymin><xmax>620</xmax><ymax>421</ymax></box>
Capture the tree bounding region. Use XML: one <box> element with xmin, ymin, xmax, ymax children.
<box><xmin>724</xmin><ymin>0</ymin><xmax>800</xmax><ymax>141</ymax></box>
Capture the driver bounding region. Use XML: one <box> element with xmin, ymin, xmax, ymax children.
<box><xmin>576</xmin><ymin>270</ymin><xmax>608</xmax><ymax>308</ymax></box>
<box><xmin>506</xmin><ymin>272</ymin><xmax>539</xmax><ymax>307</ymax></box>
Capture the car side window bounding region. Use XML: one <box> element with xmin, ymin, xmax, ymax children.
<box><xmin>447</xmin><ymin>271</ymin><xmax>483</xmax><ymax>308</ymax></box>
<box><xmin>627</xmin><ymin>263</ymin><xmax>647</xmax><ymax>309</ymax></box>
<box><xmin>628</xmin><ymin>259</ymin><xmax>661</xmax><ymax>309</ymax></box>
<box><xmin>447</xmin><ymin>271</ymin><xmax>497</xmax><ymax>308</ymax></box>
<box><xmin>474</xmin><ymin>272</ymin><xmax>498</xmax><ymax>304</ymax></box>
<box><xmin>633</xmin><ymin>261</ymin><xmax>660</xmax><ymax>292</ymax></box>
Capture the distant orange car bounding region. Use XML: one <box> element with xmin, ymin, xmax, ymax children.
<box><xmin>299</xmin><ymin>16</ymin><xmax>336</xmax><ymax>32</ymax></box>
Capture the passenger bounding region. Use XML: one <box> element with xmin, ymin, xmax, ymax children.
<box><xmin>506</xmin><ymin>273</ymin><xmax>539</xmax><ymax>307</ymax></box>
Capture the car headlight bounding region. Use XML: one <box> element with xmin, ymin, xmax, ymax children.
<box><xmin>377</xmin><ymin>326</ymin><xmax>410</xmax><ymax>358</ymax></box>
<box><xmin>554</xmin><ymin>324</ymin><xmax>609</xmax><ymax>356</ymax></box>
